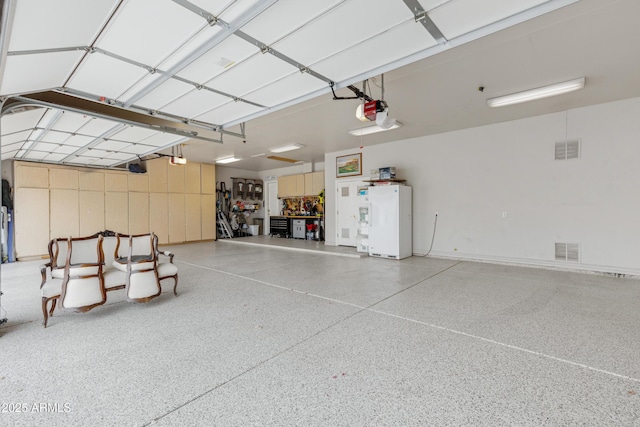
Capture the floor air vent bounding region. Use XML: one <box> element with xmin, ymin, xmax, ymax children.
<box><xmin>555</xmin><ymin>139</ymin><xmax>580</xmax><ymax>160</ymax></box>
<box><xmin>555</xmin><ymin>242</ymin><xmax>580</xmax><ymax>262</ymax></box>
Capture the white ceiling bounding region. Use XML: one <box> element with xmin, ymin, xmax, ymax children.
<box><xmin>1</xmin><ymin>0</ymin><xmax>639</xmax><ymax>171</ymax></box>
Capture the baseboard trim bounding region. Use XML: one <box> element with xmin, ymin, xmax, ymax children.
<box><xmin>413</xmin><ymin>250</ymin><xmax>640</xmax><ymax>279</ymax></box>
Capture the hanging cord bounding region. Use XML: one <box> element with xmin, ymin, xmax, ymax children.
<box><xmin>423</xmin><ymin>212</ymin><xmax>438</xmax><ymax>257</ymax></box>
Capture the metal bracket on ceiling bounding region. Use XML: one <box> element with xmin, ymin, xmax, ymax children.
<box><xmin>172</xmin><ymin>0</ymin><xmax>218</xmax><ymax>26</ymax></box>
<box><xmin>331</xmin><ymin>81</ymin><xmax>374</xmax><ymax>102</ymax></box>
<box><xmin>401</xmin><ymin>0</ymin><xmax>447</xmax><ymax>45</ymax></box>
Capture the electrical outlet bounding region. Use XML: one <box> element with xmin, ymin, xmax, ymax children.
<box><xmin>502</xmin><ymin>212</ymin><xmax>508</xmax><ymax>218</ymax></box>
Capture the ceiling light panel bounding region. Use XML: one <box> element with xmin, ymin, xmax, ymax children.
<box><xmin>0</xmin><ymin>130</ymin><xmax>30</xmax><ymax>145</ymax></box>
<box><xmin>66</xmin><ymin>53</ymin><xmax>148</xmax><ymax>100</ymax></box>
<box><xmin>313</xmin><ymin>20</ymin><xmax>436</xmax><ymax>82</ymax></box>
<box><xmin>22</xmin><ymin>150</ymin><xmax>49</xmax><ymax>160</ymax></box>
<box><xmin>155</xmin><ymin>23</ymin><xmax>223</xmax><ymax>72</ymax></box>
<box><xmin>110</xmin><ymin>126</ymin><xmax>158</xmax><ymax>143</ymax></box>
<box><xmin>66</xmin><ymin>156</ymin><xmax>99</xmax><ymax>165</ymax></box>
<box><xmin>50</xmin><ymin>111</ymin><xmax>91</xmax><ymax>132</ymax></box>
<box><xmin>1</xmin><ymin>142</ymin><xmax>24</xmax><ymax>154</ymax></box>
<box><xmin>116</xmin><ymin>144</ymin><xmax>157</xmax><ymax>155</ymax></box>
<box><xmin>77</xmin><ymin>117</ymin><xmax>121</xmax><ymax>136</ymax></box>
<box><xmin>63</xmin><ymin>135</ymin><xmax>95</xmax><ymax>147</ymax></box>
<box><xmin>35</xmin><ymin>143</ymin><xmax>77</xmax><ymax>154</ymax></box>
<box><xmin>272</xmin><ymin>0</ymin><xmax>412</xmax><ymax>66</ymax></box>
<box><xmin>93</xmin><ymin>139</ymin><xmax>132</xmax><ymax>151</ymax></box>
<box><xmin>0</xmin><ymin>51</ymin><xmax>84</xmax><ymax>95</ymax></box>
<box><xmin>240</xmin><ymin>0</ymin><xmax>343</xmax><ymax>45</ymax></box>
<box><xmin>134</xmin><ymin>79</ymin><xmax>194</xmax><ymax>111</ymax></box>
<box><xmin>118</xmin><ymin>73</ymin><xmax>164</xmax><ymax>105</ymax></box>
<box><xmin>42</xmin><ymin>153</ymin><xmax>68</xmax><ymax>162</ymax></box>
<box><xmin>30</xmin><ymin>142</ymin><xmax>64</xmax><ymax>153</ymax></box>
<box><xmin>83</xmin><ymin>148</ymin><xmax>111</xmax><ymax>158</ymax></box>
<box><xmin>245</xmin><ymin>72</ymin><xmax>327</xmax><ymax>108</ymax></box>
<box><xmin>195</xmin><ymin>100</ymin><xmax>264</xmax><ymax>125</ymax></box>
<box><xmin>160</xmin><ymin>88</ymin><xmax>229</xmax><ymax>118</ymax></box>
<box><xmin>38</xmin><ymin>130</ymin><xmax>70</xmax><ymax>144</ymax></box>
<box><xmin>91</xmin><ymin>158</ymin><xmax>122</xmax><ymax>167</ymax></box>
<box><xmin>176</xmin><ymin>35</ymin><xmax>258</xmax><ymax>84</ymax></box>
<box><xmin>416</xmin><ymin>0</ymin><xmax>454</xmax><ymax>9</ymax></box>
<box><xmin>138</xmin><ymin>132</ymin><xmax>184</xmax><ymax>147</ymax></box>
<box><xmin>95</xmin><ymin>0</ymin><xmax>206</xmax><ymax>67</ymax></box>
<box><xmin>0</xmin><ymin>109</ymin><xmax>46</xmax><ymax>135</ymax></box>
<box><xmin>8</xmin><ymin>0</ymin><xmax>118</xmax><ymax>51</ymax></box>
<box><xmin>428</xmin><ymin>0</ymin><xmax>548</xmax><ymax>39</ymax></box>
<box><xmin>191</xmin><ymin>0</ymin><xmax>262</xmax><ymax>23</ymax></box>
<box><xmin>207</xmin><ymin>53</ymin><xmax>297</xmax><ymax>97</ymax></box>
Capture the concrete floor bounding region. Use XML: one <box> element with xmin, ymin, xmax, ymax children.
<box><xmin>0</xmin><ymin>240</ymin><xmax>639</xmax><ymax>426</ymax></box>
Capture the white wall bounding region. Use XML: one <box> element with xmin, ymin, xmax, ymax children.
<box><xmin>325</xmin><ymin>97</ymin><xmax>640</xmax><ymax>275</ymax></box>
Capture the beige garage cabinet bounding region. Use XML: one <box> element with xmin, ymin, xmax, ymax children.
<box><xmin>12</xmin><ymin>158</ymin><xmax>216</xmax><ymax>259</ymax></box>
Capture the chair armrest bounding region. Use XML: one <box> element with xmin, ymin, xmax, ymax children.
<box><xmin>158</xmin><ymin>250</ymin><xmax>174</xmax><ymax>263</ymax></box>
<box><xmin>40</xmin><ymin>262</ymin><xmax>52</xmax><ymax>289</ymax></box>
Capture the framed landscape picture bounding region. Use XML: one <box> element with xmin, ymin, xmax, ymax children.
<box><xmin>336</xmin><ymin>153</ymin><xmax>362</xmax><ymax>178</ymax></box>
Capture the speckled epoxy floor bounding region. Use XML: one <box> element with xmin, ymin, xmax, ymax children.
<box><xmin>0</xmin><ymin>241</ymin><xmax>639</xmax><ymax>426</ymax></box>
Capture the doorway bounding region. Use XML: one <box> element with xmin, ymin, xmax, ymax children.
<box><xmin>265</xmin><ymin>180</ymin><xmax>278</xmax><ymax>235</ymax></box>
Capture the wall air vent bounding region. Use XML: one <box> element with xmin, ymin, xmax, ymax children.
<box><xmin>555</xmin><ymin>139</ymin><xmax>580</xmax><ymax>160</ymax></box>
<box><xmin>555</xmin><ymin>242</ymin><xmax>580</xmax><ymax>262</ymax></box>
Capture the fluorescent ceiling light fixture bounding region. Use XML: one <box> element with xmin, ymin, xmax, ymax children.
<box><xmin>487</xmin><ymin>77</ymin><xmax>585</xmax><ymax>108</ymax></box>
<box><xmin>216</xmin><ymin>156</ymin><xmax>242</xmax><ymax>164</ymax></box>
<box><xmin>269</xmin><ymin>143</ymin><xmax>304</xmax><ymax>153</ymax></box>
<box><xmin>348</xmin><ymin>122</ymin><xmax>402</xmax><ymax>136</ymax></box>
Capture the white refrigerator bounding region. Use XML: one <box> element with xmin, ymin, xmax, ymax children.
<box><xmin>368</xmin><ymin>185</ymin><xmax>412</xmax><ymax>259</ymax></box>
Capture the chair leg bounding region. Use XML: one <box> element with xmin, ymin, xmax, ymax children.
<box><xmin>41</xmin><ymin>297</ymin><xmax>50</xmax><ymax>328</ymax></box>
<box><xmin>49</xmin><ymin>298</ymin><xmax>57</xmax><ymax>317</ymax></box>
<box><xmin>173</xmin><ymin>275</ymin><xmax>178</xmax><ymax>296</ymax></box>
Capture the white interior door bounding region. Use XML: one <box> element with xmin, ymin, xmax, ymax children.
<box><xmin>265</xmin><ymin>181</ymin><xmax>278</xmax><ymax>235</ymax></box>
<box><xmin>336</xmin><ymin>179</ymin><xmax>365</xmax><ymax>247</ymax></box>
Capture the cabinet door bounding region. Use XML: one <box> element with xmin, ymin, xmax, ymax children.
<box><xmin>185</xmin><ymin>194</ymin><xmax>201</xmax><ymax>241</ymax></box>
<box><xmin>201</xmin><ymin>194</ymin><xmax>216</xmax><ymax>240</ymax></box>
<box><xmin>277</xmin><ymin>176</ymin><xmax>286</xmax><ymax>197</ymax></box>
<box><xmin>168</xmin><ymin>164</ymin><xmax>185</xmax><ymax>193</ymax></box>
<box><xmin>278</xmin><ymin>175</ymin><xmax>291</xmax><ymax>197</ymax></box>
<box><xmin>147</xmin><ymin>157</ymin><xmax>168</xmax><ymax>192</ymax></box>
<box><xmin>201</xmin><ymin>164</ymin><xmax>216</xmax><ymax>194</ymax></box>
<box><xmin>14</xmin><ymin>188</ymin><xmax>49</xmax><ymax>258</ymax></box>
<box><xmin>105</xmin><ymin>192</ymin><xmax>129</xmax><ymax>234</ymax></box>
<box><xmin>105</xmin><ymin>173</ymin><xmax>128</xmax><ymax>192</ymax></box>
<box><xmin>79</xmin><ymin>191</ymin><xmax>105</xmax><ymax>236</ymax></box>
<box><xmin>295</xmin><ymin>174</ymin><xmax>305</xmax><ymax>196</ymax></box>
<box><xmin>150</xmin><ymin>193</ymin><xmax>169</xmax><ymax>244</ymax></box>
<box><xmin>312</xmin><ymin>171</ymin><xmax>324</xmax><ymax>195</ymax></box>
<box><xmin>79</xmin><ymin>171</ymin><xmax>104</xmax><ymax>191</ymax></box>
<box><xmin>129</xmin><ymin>192</ymin><xmax>150</xmax><ymax>235</ymax></box>
<box><xmin>168</xmin><ymin>193</ymin><xmax>185</xmax><ymax>243</ymax></box>
<box><xmin>128</xmin><ymin>174</ymin><xmax>149</xmax><ymax>193</ymax></box>
<box><xmin>185</xmin><ymin>163</ymin><xmax>201</xmax><ymax>194</ymax></box>
<box><xmin>15</xmin><ymin>165</ymin><xmax>48</xmax><ymax>188</ymax></box>
<box><xmin>50</xmin><ymin>189</ymin><xmax>79</xmax><ymax>238</ymax></box>
<box><xmin>50</xmin><ymin>169</ymin><xmax>78</xmax><ymax>189</ymax></box>
<box><xmin>304</xmin><ymin>173</ymin><xmax>313</xmax><ymax>195</ymax></box>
